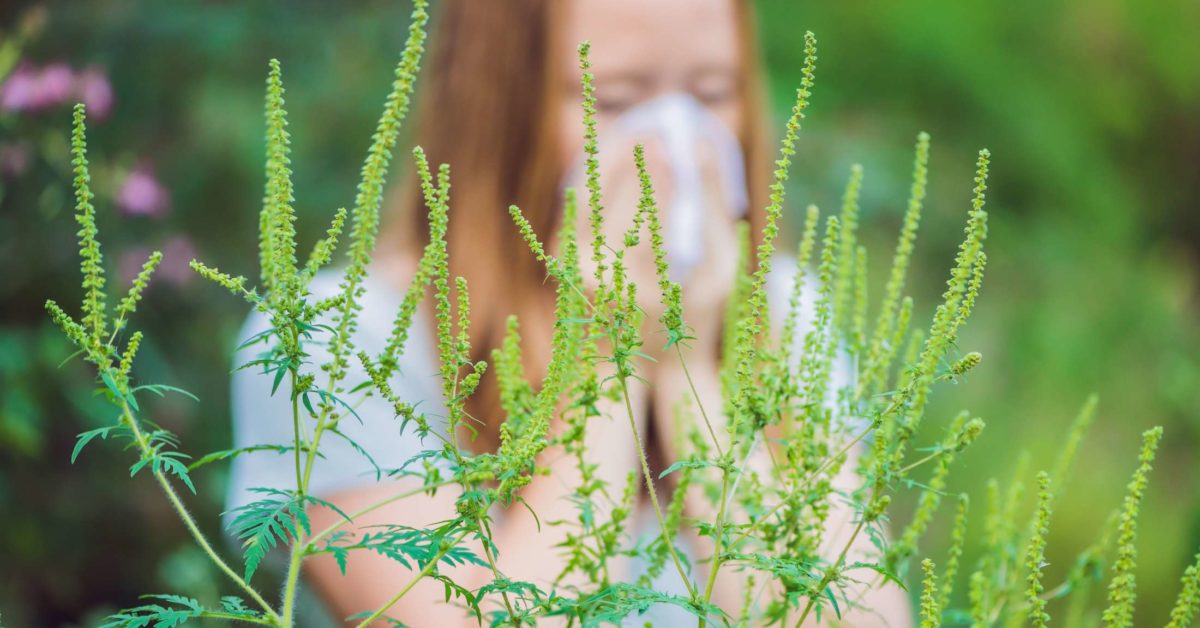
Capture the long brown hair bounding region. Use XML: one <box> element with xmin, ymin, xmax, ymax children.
<box><xmin>381</xmin><ymin>0</ymin><xmax>770</xmax><ymax>453</ymax></box>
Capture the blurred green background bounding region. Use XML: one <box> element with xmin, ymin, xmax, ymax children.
<box><xmin>1</xmin><ymin>0</ymin><xmax>1196</xmax><ymax>625</ymax></box>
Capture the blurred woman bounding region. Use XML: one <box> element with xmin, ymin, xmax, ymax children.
<box><xmin>228</xmin><ymin>0</ymin><xmax>911</xmax><ymax>625</ymax></box>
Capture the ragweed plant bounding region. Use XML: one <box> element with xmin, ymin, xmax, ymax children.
<box><xmin>45</xmin><ymin>6</ymin><xmax>1200</xmax><ymax>627</ymax></box>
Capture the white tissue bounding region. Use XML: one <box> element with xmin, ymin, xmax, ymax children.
<box><xmin>565</xmin><ymin>92</ymin><xmax>748</xmax><ymax>283</ymax></box>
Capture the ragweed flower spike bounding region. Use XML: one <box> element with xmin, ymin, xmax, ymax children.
<box><xmin>510</xmin><ymin>204</ymin><xmax>551</xmax><ymax>265</ymax></box>
<box><xmin>325</xmin><ymin>0</ymin><xmax>429</xmax><ymax>387</ymax></box>
<box><xmin>302</xmin><ymin>207</ymin><xmax>347</xmax><ymax>282</ymax></box>
<box><xmin>45</xmin><ymin>300</ymin><xmax>87</xmax><ymax>349</ymax></box>
<box><xmin>796</xmin><ymin>215</ymin><xmax>841</xmax><ymax>427</ymax></box>
<box><xmin>632</xmin><ymin>144</ymin><xmax>684</xmax><ymax>344</ymax></box>
<box><xmin>950</xmin><ymin>351</ymin><xmax>982</xmax><ymax>377</ymax></box>
<box><xmin>71</xmin><ymin>104</ymin><xmax>109</xmax><ymax>356</ymax></box>
<box><xmin>493</xmin><ymin>316</ymin><xmax>532</xmax><ymax>420</ymax></box>
<box><xmin>834</xmin><ymin>163</ymin><xmax>864</xmax><ymax>333</ymax></box>
<box><xmin>852</xmin><ymin>244</ymin><xmax>869</xmax><ymax>352</ymax></box>
<box><xmin>190</xmin><ymin>260</ymin><xmax>255</xmax><ymax>303</ymax></box>
<box><xmin>889</xmin><ymin>411</ymin><xmax>979</xmax><ymax>567</ymax></box>
<box><xmin>938</xmin><ymin>494</ymin><xmax>969</xmax><ymax>616</ymax></box>
<box><xmin>1102</xmin><ymin>426</ymin><xmax>1164</xmax><ymax>627</ymax></box>
<box><xmin>953</xmin><ymin>250</ymin><xmax>987</xmax><ymax>332</ymax></box>
<box><xmin>861</xmin><ymin>131</ymin><xmax>930</xmax><ymax>397</ymax></box>
<box><xmin>577</xmin><ymin>41</ymin><xmax>607</xmax><ymax>286</ymax></box>
<box><xmin>262</xmin><ymin>58</ymin><xmax>298</xmax><ymax>302</ymax></box>
<box><xmin>1167</xmin><ymin>551</ymin><xmax>1200</xmax><ymax>628</ymax></box>
<box><xmin>115</xmin><ymin>250</ymin><xmax>162</xmax><ymax>331</ymax></box>
<box><xmin>1024</xmin><ymin>471</ymin><xmax>1053</xmax><ymax>628</ymax></box>
<box><xmin>116</xmin><ymin>331</ymin><xmax>143</xmax><ymax>384</ymax></box>
<box><xmin>891</xmin><ymin>148</ymin><xmax>990</xmax><ymax>467</ymax></box>
<box><xmin>919</xmin><ymin>558</ymin><xmax>940</xmax><ymax>628</ymax></box>
<box><xmin>780</xmin><ymin>204</ymin><xmax>821</xmax><ymax>365</ymax></box>
<box><xmin>732</xmin><ymin>31</ymin><xmax>817</xmax><ymax>429</ymax></box>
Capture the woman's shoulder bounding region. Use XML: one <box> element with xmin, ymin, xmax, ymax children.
<box><xmin>226</xmin><ymin>264</ymin><xmax>448</xmax><ymax>511</ymax></box>
<box><xmin>234</xmin><ymin>264</ymin><xmax>411</xmax><ymax>348</ymax></box>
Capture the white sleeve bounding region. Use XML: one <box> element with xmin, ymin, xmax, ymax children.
<box><xmin>224</xmin><ymin>273</ymin><xmax>449</xmax><ymax>516</ymax></box>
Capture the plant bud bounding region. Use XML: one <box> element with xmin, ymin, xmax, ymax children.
<box><xmin>951</xmin><ymin>351</ymin><xmax>983</xmax><ymax>376</ymax></box>
<box><xmin>954</xmin><ymin>418</ymin><xmax>986</xmax><ymax>451</ymax></box>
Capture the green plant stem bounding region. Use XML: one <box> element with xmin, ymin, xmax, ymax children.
<box><xmin>198</xmin><ymin>612</ymin><xmax>278</xmax><ymax>625</ymax></box>
<box><xmin>728</xmin><ymin>419</ymin><xmax>874</xmax><ymax>551</ymax></box>
<box><xmin>475</xmin><ymin>514</ymin><xmax>520</xmax><ymax>627</ymax></box>
<box><xmin>672</xmin><ymin>335</ymin><xmax>734</xmax><ymax>628</ymax></box>
<box><xmin>290</xmin><ymin>368</ymin><xmax>303</xmax><ymax>495</ymax></box>
<box><xmin>280</xmin><ymin>364</ymin><xmax>306</xmax><ymax>627</ymax></box>
<box><xmin>698</xmin><ymin>470</ymin><xmax>733</xmax><ymax>628</ymax></box>
<box><xmin>620</xmin><ymin>376</ymin><xmax>697</xmax><ymax>600</ymax></box>
<box><xmin>674</xmin><ymin>343</ymin><xmax>723</xmax><ymax>457</ymax></box>
<box><xmin>280</xmin><ymin>543</ymin><xmax>304</xmax><ymax>627</ymax></box>
<box><xmin>794</xmin><ymin>505</ymin><xmax>868</xmax><ymax>627</ymax></box>
<box><xmin>898</xmin><ymin>447</ymin><xmax>946</xmax><ymax>475</ymax></box>
<box><xmin>354</xmin><ymin>528</ymin><xmax>472</xmax><ymax>627</ymax></box>
<box><xmin>300</xmin><ymin>405</ymin><xmax>330</xmax><ymax>492</ymax></box>
<box><xmin>121</xmin><ymin>402</ymin><xmax>280</xmax><ymax>622</ymax></box>
<box><xmin>308</xmin><ymin>479</ymin><xmax>456</xmax><ymax>545</ymax></box>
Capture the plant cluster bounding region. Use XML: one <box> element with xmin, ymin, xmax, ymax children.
<box><xmin>45</xmin><ymin>3</ymin><xmax>1200</xmax><ymax>626</ymax></box>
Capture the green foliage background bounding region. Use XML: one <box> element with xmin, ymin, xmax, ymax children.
<box><xmin>1</xmin><ymin>0</ymin><xmax>1196</xmax><ymax>624</ymax></box>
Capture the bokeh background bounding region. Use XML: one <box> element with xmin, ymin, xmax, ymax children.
<box><xmin>1</xmin><ymin>0</ymin><xmax>1196</xmax><ymax>625</ymax></box>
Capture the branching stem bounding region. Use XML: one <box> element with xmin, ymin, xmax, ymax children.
<box><xmin>121</xmin><ymin>402</ymin><xmax>280</xmax><ymax>622</ymax></box>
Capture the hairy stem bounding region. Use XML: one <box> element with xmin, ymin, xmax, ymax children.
<box><xmin>699</xmin><ymin>471</ymin><xmax>733</xmax><ymax>628</ymax></box>
<box><xmin>620</xmin><ymin>376</ymin><xmax>697</xmax><ymax>600</ymax></box>
<box><xmin>795</xmin><ymin>510</ymin><xmax>867</xmax><ymax>627</ymax></box>
<box><xmin>674</xmin><ymin>343</ymin><xmax>723</xmax><ymax>458</ymax></box>
<box><xmin>279</xmin><ymin>542</ymin><xmax>304</xmax><ymax>627</ymax></box>
<box><xmin>476</xmin><ymin>514</ymin><xmax>520</xmax><ymax>627</ymax></box>
<box><xmin>122</xmin><ymin>402</ymin><xmax>280</xmax><ymax>622</ymax></box>
<box><xmin>281</xmin><ymin>360</ymin><xmax>306</xmax><ymax>626</ymax></box>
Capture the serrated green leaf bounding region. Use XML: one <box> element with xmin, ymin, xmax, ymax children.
<box><xmin>72</xmin><ymin>425</ymin><xmax>118</xmax><ymax>463</ymax></box>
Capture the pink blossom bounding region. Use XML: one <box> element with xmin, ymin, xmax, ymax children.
<box><xmin>35</xmin><ymin>63</ymin><xmax>75</xmax><ymax>108</ymax></box>
<box><xmin>0</xmin><ymin>65</ymin><xmax>39</xmax><ymax>112</ymax></box>
<box><xmin>76</xmin><ymin>67</ymin><xmax>114</xmax><ymax>120</ymax></box>
<box><xmin>116</xmin><ymin>165</ymin><xmax>170</xmax><ymax>217</ymax></box>
<box><xmin>0</xmin><ymin>62</ymin><xmax>114</xmax><ymax>118</ymax></box>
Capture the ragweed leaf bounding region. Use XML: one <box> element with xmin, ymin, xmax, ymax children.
<box><xmin>225</xmin><ymin>488</ymin><xmax>311</xmax><ymax>581</ymax></box>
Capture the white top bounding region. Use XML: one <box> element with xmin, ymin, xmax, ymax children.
<box><xmin>225</xmin><ymin>255</ymin><xmax>848</xmax><ymax>625</ymax></box>
<box><xmin>226</xmin><ymin>270</ymin><xmax>449</xmax><ymax>514</ymax></box>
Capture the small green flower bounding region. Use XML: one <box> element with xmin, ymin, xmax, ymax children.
<box><xmin>71</xmin><ymin>104</ymin><xmax>108</xmax><ymax>354</ymax></box>
<box><xmin>834</xmin><ymin>163</ymin><xmax>864</xmax><ymax>335</ymax></box>
<box><xmin>950</xmin><ymin>352</ymin><xmax>983</xmax><ymax>377</ymax></box>
<box><xmin>938</xmin><ymin>494</ymin><xmax>969</xmax><ymax>615</ymax></box>
<box><xmin>861</xmin><ymin>132</ymin><xmax>930</xmax><ymax>396</ymax></box>
<box><xmin>115</xmin><ymin>250</ymin><xmax>162</xmax><ymax>329</ymax></box>
<box><xmin>1102</xmin><ymin>426</ymin><xmax>1164</xmax><ymax>627</ymax></box>
<box><xmin>1024</xmin><ymin>471</ymin><xmax>1053</xmax><ymax>628</ymax></box>
<box><xmin>1167</xmin><ymin>551</ymin><xmax>1200</xmax><ymax>628</ymax></box>
<box><xmin>920</xmin><ymin>558</ymin><xmax>941</xmax><ymax>628</ymax></box>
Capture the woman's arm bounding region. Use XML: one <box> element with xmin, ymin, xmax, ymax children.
<box><xmin>651</xmin><ymin>352</ymin><xmax>912</xmax><ymax>627</ymax></box>
<box><xmin>304</xmin><ymin>369</ymin><xmax>649</xmax><ymax>626</ymax></box>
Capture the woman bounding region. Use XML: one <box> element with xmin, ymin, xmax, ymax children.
<box><xmin>228</xmin><ymin>0</ymin><xmax>911</xmax><ymax>624</ymax></box>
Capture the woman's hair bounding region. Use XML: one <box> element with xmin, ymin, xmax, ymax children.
<box><xmin>381</xmin><ymin>0</ymin><xmax>770</xmax><ymax>453</ymax></box>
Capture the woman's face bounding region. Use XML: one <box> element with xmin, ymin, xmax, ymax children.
<box><xmin>558</xmin><ymin>0</ymin><xmax>745</xmax><ymax>163</ymax></box>
<box><xmin>557</xmin><ymin>0</ymin><xmax>746</xmax><ymax>317</ymax></box>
